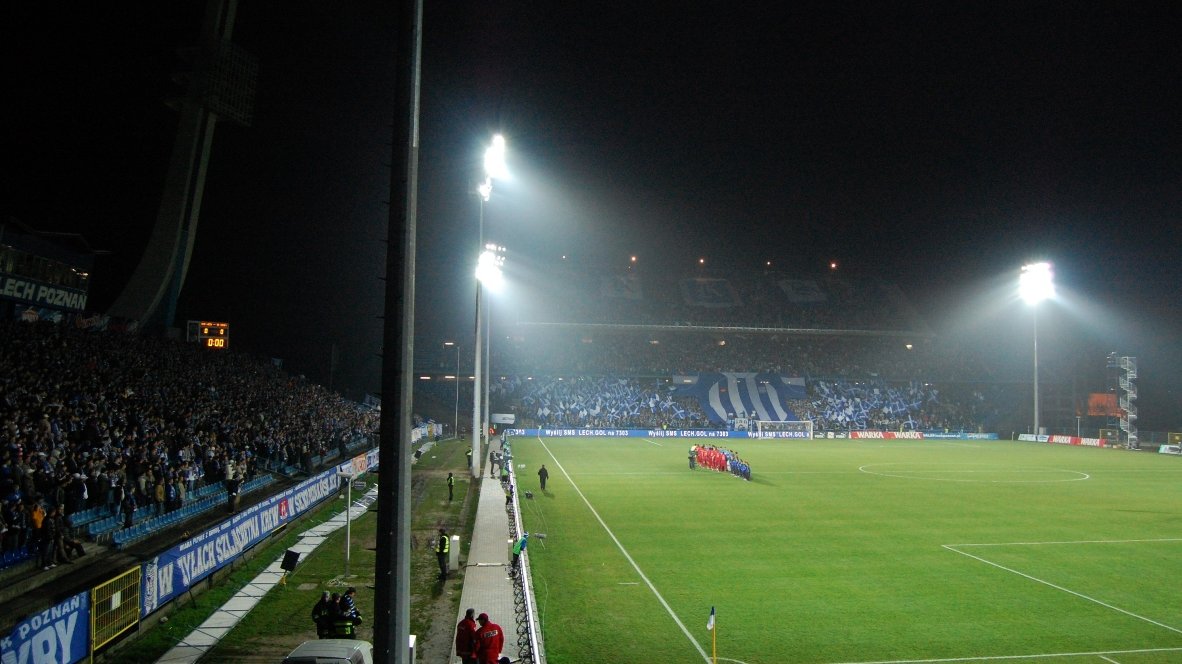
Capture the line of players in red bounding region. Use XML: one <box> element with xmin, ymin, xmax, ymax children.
<box><xmin>689</xmin><ymin>444</ymin><xmax>751</xmax><ymax>480</ymax></box>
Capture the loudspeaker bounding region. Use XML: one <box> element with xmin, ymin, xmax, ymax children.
<box><xmin>281</xmin><ymin>549</ymin><xmax>300</xmax><ymax>572</ymax></box>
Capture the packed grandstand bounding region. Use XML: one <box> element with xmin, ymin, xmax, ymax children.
<box><xmin>0</xmin><ymin>320</ymin><xmax>380</xmax><ymax>571</ymax></box>
<box><xmin>413</xmin><ymin>266</ymin><xmax>1081</xmax><ymax>439</ymax></box>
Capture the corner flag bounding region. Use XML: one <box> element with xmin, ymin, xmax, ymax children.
<box><xmin>707</xmin><ymin>605</ymin><xmax>717</xmax><ymax>664</ymax></box>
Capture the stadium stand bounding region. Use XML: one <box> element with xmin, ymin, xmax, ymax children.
<box><xmin>411</xmin><ymin>268</ymin><xmax>1045</xmax><ymax>435</ymax></box>
<box><xmin>0</xmin><ymin>320</ymin><xmax>378</xmax><ymax>576</ymax></box>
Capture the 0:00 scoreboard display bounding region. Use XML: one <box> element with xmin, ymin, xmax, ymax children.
<box><xmin>186</xmin><ymin>320</ymin><xmax>229</xmax><ymax>349</ymax></box>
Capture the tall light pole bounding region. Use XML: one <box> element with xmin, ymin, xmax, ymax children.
<box><xmin>480</xmin><ymin>245</ymin><xmax>506</xmax><ymax>447</ymax></box>
<box><xmin>1020</xmin><ymin>262</ymin><xmax>1054</xmax><ymax>437</ymax></box>
<box><xmin>443</xmin><ymin>341</ymin><xmax>459</xmax><ymax>439</ymax></box>
<box><xmin>471</xmin><ymin>135</ymin><xmax>507</xmax><ymax>478</ymax></box>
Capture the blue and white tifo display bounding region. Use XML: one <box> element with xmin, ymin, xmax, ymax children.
<box><xmin>0</xmin><ymin>592</ymin><xmax>90</xmax><ymax>664</ymax></box>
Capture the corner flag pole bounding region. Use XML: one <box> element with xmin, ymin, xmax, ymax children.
<box><xmin>708</xmin><ymin>606</ymin><xmax>717</xmax><ymax>664</ymax></box>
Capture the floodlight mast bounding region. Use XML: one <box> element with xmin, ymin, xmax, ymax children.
<box><xmin>471</xmin><ymin>135</ymin><xmax>507</xmax><ymax>479</ymax></box>
<box><xmin>1020</xmin><ymin>262</ymin><xmax>1054</xmax><ymax>437</ymax></box>
<box><xmin>479</xmin><ymin>245</ymin><xmax>506</xmax><ymax>444</ymax></box>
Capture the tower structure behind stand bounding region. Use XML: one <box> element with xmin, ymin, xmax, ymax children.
<box><xmin>1116</xmin><ymin>355</ymin><xmax>1138</xmax><ymax>449</ymax></box>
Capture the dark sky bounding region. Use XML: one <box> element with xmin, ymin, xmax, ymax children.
<box><xmin>4</xmin><ymin>2</ymin><xmax>1181</xmax><ymax>422</ymax></box>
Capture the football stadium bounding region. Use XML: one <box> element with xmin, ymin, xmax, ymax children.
<box><xmin>410</xmin><ymin>262</ymin><xmax>1182</xmax><ymax>664</ymax></box>
<box><xmin>5</xmin><ymin>4</ymin><xmax>1182</xmax><ymax>664</ymax></box>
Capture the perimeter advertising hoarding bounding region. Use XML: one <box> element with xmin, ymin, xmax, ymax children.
<box><xmin>1018</xmin><ymin>433</ymin><xmax>1107</xmax><ymax>447</ymax></box>
<box><xmin>504</xmin><ymin>428</ymin><xmax>995</xmax><ymax>441</ymax></box>
<box><xmin>0</xmin><ymin>591</ymin><xmax>89</xmax><ymax>664</ymax></box>
<box><xmin>141</xmin><ymin>447</ymin><xmax>380</xmax><ymax>616</ymax></box>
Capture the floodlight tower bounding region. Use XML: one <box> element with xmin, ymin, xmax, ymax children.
<box><xmin>1117</xmin><ymin>355</ymin><xmax>1139</xmax><ymax>449</ymax></box>
<box><xmin>1019</xmin><ymin>262</ymin><xmax>1055</xmax><ymax>436</ymax></box>
<box><xmin>471</xmin><ymin>135</ymin><xmax>507</xmax><ymax>478</ymax></box>
<box><xmin>479</xmin><ymin>244</ymin><xmax>505</xmax><ymax>446</ymax></box>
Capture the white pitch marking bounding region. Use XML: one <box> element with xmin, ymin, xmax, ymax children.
<box><xmin>643</xmin><ymin>438</ymin><xmax>663</xmax><ymax>446</ymax></box>
<box><xmin>825</xmin><ymin>645</ymin><xmax>1182</xmax><ymax>663</ymax></box>
<box><xmin>943</xmin><ymin>545</ymin><xmax>1182</xmax><ymax>636</ymax></box>
<box><xmin>536</xmin><ymin>435</ymin><xmax>712</xmax><ymax>663</ymax></box>
<box><xmin>1099</xmin><ymin>655</ymin><xmax>1121</xmax><ymax>664</ymax></box>
<box><xmin>948</xmin><ymin>537</ymin><xmax>1182</xmax><ymax>548</ymax></box>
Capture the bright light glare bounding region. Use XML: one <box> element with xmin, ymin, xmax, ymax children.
<box><xmin>476</xmin><ymin>249</ymin><xmax>505</xmax><ymax>291</ymax></box>
<box><xmin>1019</xmin><ymin>262</ymin><xmax>1055</xmax><ymax>304</ymax></box>
<box><xmin>478</xmin><ymin>179</ymin><xmax>492</xmax><ymax>202</ymax></box>
<box><xmin>484</xmin><ymin>134</ymin><xmax>509</xmax><ymax>180</ymax></box>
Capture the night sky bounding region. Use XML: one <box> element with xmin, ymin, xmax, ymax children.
<box><xmin>4</xmin><ymin>3</ymin><xmax>1181</xmax><ymax>424</ymax></box>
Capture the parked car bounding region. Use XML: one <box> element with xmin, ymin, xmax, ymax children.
<box><xmin>281</xmin><ymin>639</ymin><xmax>373</xmax><ymax>664</ymax></box>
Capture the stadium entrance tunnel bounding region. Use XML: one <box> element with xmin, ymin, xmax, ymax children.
<box><xmin>858</xmin><ymin>463</ymin><xmax>1090</xmax><ymax>483</ymax></box>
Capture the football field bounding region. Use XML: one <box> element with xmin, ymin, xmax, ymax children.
<box><xmin>510</xmin><ymin>435</ymin><xmax>1182</xmax><ymax>664</ymax></box>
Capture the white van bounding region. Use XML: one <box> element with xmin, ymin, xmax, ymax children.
<box><xmin>281</xmin><ymin>639</ymin><xmax>374</xmax><ymax>664</ymax></box>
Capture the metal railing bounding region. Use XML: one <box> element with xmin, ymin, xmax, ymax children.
<box><xmin>504</xmin><ymin>441</ymin><xmax>544</xmax><ymax>664</ymax></box>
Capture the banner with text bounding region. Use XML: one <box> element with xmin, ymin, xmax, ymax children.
<box><xmin>0</xmin><ymin>591</ymin><xmax>89</xmax><ymax>664</ymax></box>
<box><xmin>850</xmin><ymin>431</ymin><xmax>925</xmax><ymax>440</ymax></box>
<box><xmin>141</xmin><ymin>447</ymin><xmax>380</xmax><ymax>616</ymax></box>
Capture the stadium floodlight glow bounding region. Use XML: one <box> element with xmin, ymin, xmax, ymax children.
<box><xmin>1020</xmin><ymin>261</ymin><xmax>1054</xmax><ymax>438</ymax></box>
<box><xmin>475</xmin><ymin>245</ymin><xmax>506</xmax><ymax>292</ymax></box>
<box><xmin>1019</xmin><ymin>262</ymin><xmax>1055</xmax><ymax>304</ymax></box>
<box><xmin>484</xmin><ymin>134</ymin><xmax>509</xmax><ymax>181</ymax></box>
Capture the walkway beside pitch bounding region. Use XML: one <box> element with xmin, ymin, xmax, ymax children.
<box><xmin>153</xmin><ymin>436</ymin><xmax>520</xmax><ymax>664</ymax></box>
<box><xmin>452</xmin><ymin>440</ymin><xmax>521</xmax><ymax>662</ymax></box>
<box><xmin>155</xmin><ymin>486</ymin><xmax>380</xmax><ymax>664</ymax></box>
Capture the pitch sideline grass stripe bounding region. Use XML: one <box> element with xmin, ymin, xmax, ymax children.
<box><xmin>535</xmin><ymin>435</ymin><xmax>712</xmax><ymax>663</ymax></box>
<box><xmin>827</xmin><ymin>645</ymin><xmax>1182</xmax><ymax>664</ymax></box>
<box><xmin>942</xmin><ymin>545</ymin><xmax>1182</xmax><ymax>636</ymax></box>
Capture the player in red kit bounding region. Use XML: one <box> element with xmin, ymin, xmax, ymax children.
<box><xmin>474</xmin><ymin>612</ymin><xmax>504</xmax><ymax>664</ymax></box>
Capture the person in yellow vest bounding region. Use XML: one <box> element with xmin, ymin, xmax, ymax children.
<box><xmin>435</xmin><ymin>527</ymin><xmax>450</xmax><ymax>580</ymax></box>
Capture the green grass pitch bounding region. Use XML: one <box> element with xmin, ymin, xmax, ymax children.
<box><xmin>510</xmin><ymin>436</ymin><xmax>1182</xmax><ymax>664</ymax></box>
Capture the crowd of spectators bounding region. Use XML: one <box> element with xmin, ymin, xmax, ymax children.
<box><xmin>496</xmin><ymin>376</ymin><xmax>713</xmax><ymax>430</ymax></box>
<box><xmin>0</xmin><ymin>320</ymin><xmax>378</xmax><ymax>561</ymax></box>
<box><xmin>488</xmin><ymin>372</ymin><xmax>995</xmax><ymax>433</ymax></box>
<box><xmin>789</xmin><ymin>380</ymin><xmax>990</xmax><ymax>433</ymax></box>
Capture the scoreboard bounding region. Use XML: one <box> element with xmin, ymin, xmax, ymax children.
<box><xmin>186</xmin><ymin>320</ymin><xmax>229</xmax><ymax>349</ymax></box>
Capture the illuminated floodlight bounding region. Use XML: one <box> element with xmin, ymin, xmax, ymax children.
<box><xmin>475</xmin><ymin>248</ymin><xmax>505</xmax><ymax>292</ymax></box>
<box><xmin>478</xmin><ymin>179</ymin><xmax>493</xmax><ymax>202</ymax></box>
<box><xmin>484</xmin><ymin>134</ymin><xmax>509</xmax><ymax>181</ymax></box>
<box><xmin>1019</xmin><ymin>262</ymin><xmax>1055</xmax><ymax>304</ymax></box>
